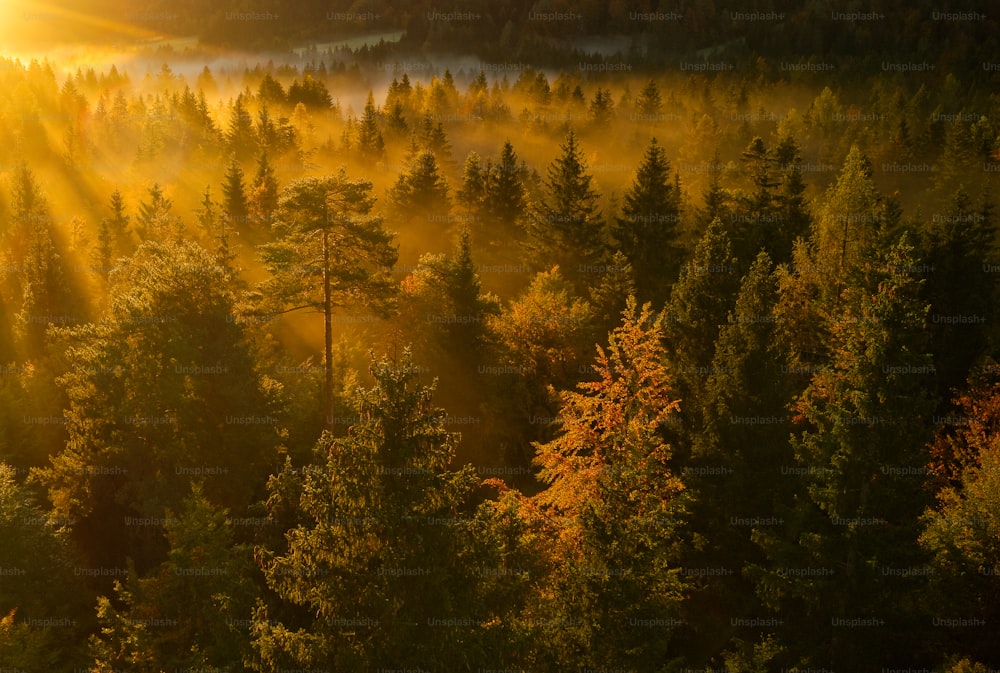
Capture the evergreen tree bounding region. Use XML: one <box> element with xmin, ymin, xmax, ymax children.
<box><xmin>357</xmin><ymin>91</ymin><xmax>385</xmax><ymax>159</ymax></box>
<box><xmin>663</xmin><ymin>218</ymin><xmax>741</xmax><ymax>422</ymax></box>
<box><xmin>481</xmin><ymin>139</ymin><xmax>528</xmax><ymax>234</ymax></box>
<box><xmin>615</xmin><ymin>137</ymin><xmax>683</xmax><ymax>306</ymax></box>
<box><xmin>90</xmin><ymin>484</ymin><xmax>258</xmax><ymax>672</ymax></box>
<box><xmin>226</xmin><ymin>93</ymin><xmax>257</xmax><ymax>161</ymax></box>
<box><xmin>40</xmin><ymin>240</ymin><xmax>283</xmax><ymax>573</ymax></box>
<box><xmin>135</xmin><ymin>183</ymin><xmax>175</xmax><ymax>242</ymax></box>
<box><xmin>526</xmin><ymin>131</ymin><xmax>606</xmax><ymax>287</ymax></box>
<box><xmin>251</xmin><ymin>350</ymin><xmax>495</xmax><ymax>671</ymax></box>
<box><xmin>387</xmin><ymin>149</ymin><xmax>451</xmax><ymax>226</ymax></box>
<box><xmin>757</xmin><ymin>235</ymin><xmax>937</xmax><ymax>671</ymax></box>
<box><xmin>258</xmin><ymin>172</ymin><xmax>398</xmax><ymax>426</ymax></box>
<box><xmin>456</xmin><ymin>151</ymin><xmax>486</xmax><ymax>216</ymax></box>
<box><xmin>248</xmin><ymin>150</ymin><xmax>280</xmax><ymax>228</ymax></box>
<box><xmin>221</xmin><ymin>155</ymin><xmax>250</xmax><ymax>228</ymax></box>
<box><xmin>105</xmin><ymin>188</ymin><xmax>133</xmax><ymax>255</ymax></box>
<box><xmin>636</xmin><ymin>79</ymin><xmax>663</xmax><ymax>120</ymax></box>
<box><xmin>0</xmin><ymin>463</ymin><xmax>90</xmax><ymax>671</ymax></box>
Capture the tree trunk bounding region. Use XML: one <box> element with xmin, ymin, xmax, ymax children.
<box><xmin>323</xmin><ymin>228</ymin><xmax>333</xmax><ymax>429</ymax></box>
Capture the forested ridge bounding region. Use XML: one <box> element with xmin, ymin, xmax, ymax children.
<box><xmin>1</xmin><ymin>7</ymin><xmax>1000</xmax><ymax>671</ymax></box>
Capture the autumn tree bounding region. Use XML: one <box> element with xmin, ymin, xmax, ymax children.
<box><xmin>531</xmin><ymin>298</ymin><xmax>687</xmax><ymax>669</ymax></box>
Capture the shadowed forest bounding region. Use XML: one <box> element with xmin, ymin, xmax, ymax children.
<box><xmin>1</xmin><ymin>1</ymin><xmax>1000</xmax><ymax>671</ymax></box>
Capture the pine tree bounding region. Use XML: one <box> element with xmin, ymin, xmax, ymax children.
<box><xmin>679</xmin><ymin>252</ymin><xmax>796</xmax><ymax>656</ymax></box>
<box><xmin>589</xmin><ymin>87</ymin><xmax>615</xmax><ymax>127</ymax></box>
<box><xmin>814</xmin><ymin>145</ymin><xmax>884</xmax><ymax>294</ymax></box>
<box><xmin>225</xmin><ymin>93</ymin><xmax>257</xmax><ymax>161</ymax></box>
<box><xmin>615</xmin><ymin>137</ymin><xmax>683</xmax><ymax>306</ymax></box>
<box><xmin>251</xmin><ymin>350</ymin><xmax>489</xmax><ymax>670</ymax></box>
<box><xmin>636</xmin><ymin>79</ymin><xmax>663</xmax><ymax>120</ymax></box>
<box><xmin>526</xmin><ymin>131</ymin><xmax>606</xmax><ymax>287</ymax></box>
<box><xmin>387</xmin><ymin>149</ymin><xmax>451</xmax><ymax>226</ymax></box>
<box><xmin>221</xmin><ymin>155</ymin><xmax>250</xmax><ymax>228</ymax></box>
<box><xmin>135</xmin><ymin>183</ymin><xmax>175</xmax><ymax>241</ymax></box>
<box><xmin>456</xmin><ymin>151</ymin><xmax>486</xmax><ymax>216</ymax></box>
<box><xmin>248</xmin><ymin>150</ymin><xmax>280</xmax><ymax>228</ymax></box>
<box><xmin>40</xmin><ymin>239</ymin><xmax>284</xmax><ymax>573</ymax></box>
<box><xmin>482</xmin><ymin>139</ymin><xmax>528</xmax><ymax>233</ymax></box>
<box><xmin>105</xmin><ymin>188</ymin><xmax>132</xmax><ymax>255</ymax></box>
<box><xmin>759</xmin><ymin>234</ymin><xmax>937</xmax><ymax>670</ymax></box>
<box><xmin>356</xmin><ymin>90</ymin><xmax>385</xmax><ymax>159</ymax></box>
<box><xmin>663</xmin><ymin>218</ymin><xmax>741</xmax><ymax>420</ymax></box>
<box><xmin>257</xmin><ymin>172</ymin><xmax>398</xmax><ymax>426</ymax></box>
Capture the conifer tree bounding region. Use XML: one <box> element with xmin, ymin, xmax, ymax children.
<box><xmin>221</xmin><ymin>155</ymin><xmax>250</xmax><ymax>228</ymax></box>
<box><xmin>258</xmin><ymin>172</ymin><xmax>397</xmax><ymax>426</ymax></box>
<box><xmin>615</xmin><ymin>137</ymin><xmax>683</xmax><ymax>305</ymax></box>
<box><xmin>526</xmin><ymin>131</ymin><xmax>606</xmax><ymax>287</ymax></box>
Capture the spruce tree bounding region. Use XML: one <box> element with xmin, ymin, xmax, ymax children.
<box><xmin>615</xmin><ymin>137</ymin><xmax>683</xmax><ymax>306</ymax></box>
<box><xmin>526</xmin><ymin>131</ymin><xmax>606</xmax><ymax>287</ymax></box>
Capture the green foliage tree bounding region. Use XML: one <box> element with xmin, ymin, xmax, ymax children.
<box><xmin>251</xmin><ymin>350</ymin><xmax>501</xmax><ymax>671</ymax></box>
<box><xmin>386</xmin><ymin>149</ymin><xmax>451</xmax><ymax>226</ymax></box>
<box><xmin>258</xmin><ymin>172</ymin><xmax>397</xmax><ymax>426</ymax></box>
<box><xmin>248</xmin><ymin>150</ymin><xmax>281</xmax><ymax>229</ymax></box>
<box><xmin>0</xmin><ymin>463</ymin><xmax>90</xmax><ymax>671</ymax></box>
<box><xmin>222</xmin><ymin>155</ymin><xmax>250</xmax><ymax>228</ymax></box>
<box><xmin>89</xmin><ymin>484</ymin><xmax>258</xmax><ymax>673</ymax></box>
<box><xmin>614</xmin><ymin>137</ymin><xmax>683</xmax><ymax>306</ymax></box>
<box><xmin>356</xmin><ymin>90</ymin><xmax>385</xmax><ymax>160</ymax></box>
<box><xmin>754</xmin><ymin>235</ymin><xmax>937</xmax><ymax>671</ymax></box>
<box><xmin>526</xmin><ymin>131</ymin><xmax>606</xmax><ymax>288</ymax></box>
<box><xmin>40</xmin><ymin>240</ymin><xmax>284</xmax><ymax>572</ymax></box>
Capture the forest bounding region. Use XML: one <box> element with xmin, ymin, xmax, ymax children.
<box><xmin>1</xmin><ymin>1</ymin><xmax>1000</xmax><ymax>671</ymax></box>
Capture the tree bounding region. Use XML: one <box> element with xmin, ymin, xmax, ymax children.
<box><xmin>456</xmin><ymin>151</ymin><xmax>486</xmax><ymax>216</ymax></box>
<box><xmin>531</xmin><ymin>298</ymin><xmax>687</xmax><ymax>669</ymax></box>
<box><xmin>0</xmin><ymin>463</ymin><xmax>90</xmax><ymax>671</ymax></box>
<box><xmin>104</xmin><ymin>188</ymin><xmax>133</xmax><ymax>255</ymax></box>
<box><xmin>679</xmin><ymin>252</ymin><xmax>796</xmax><ymax>662</ymax></box>
<box><xmin>920</xmin><ymin>369</ymin><xmax>1000</xmax><ymax>665</ymax></box>
<box><xmin>248</xmin><ymin>150</ymin><xmax>281</xmax><ymax>229</ymax></box>
<box><xmin>89</xmin><ymin>484</ymin><xmax>258</xmax><ymax>673</ymax></box>
<box><xmin>756</xmin><ymin>234</ymin><xmax>937</xmax><ymax>671</ymax></box>
<box><xmin>257</xmin><ymin>172</ymin><xmax>398</xmax><ymax>427</ymax></box>
<box><xmin>226</xmin><ymin>93</ymin><xmax>257</xmax><ymax>161</ymax></box>
<box><xmin>40</xmin><ymin>240</ymin><xmax>284</xmax><ymax>573</ymax></box>
<box><xmin>356</xmin><ymin>90</ymin><xmax>385</xmax><ymax>159</ymax></box>
<box><xmin>481</xmin><ymin>140</ymin><xmax>528</xmax><ymax>235</ymax></box>
<box><xmin>920</xmin><ymin>187</ymin><xmax>996</xmax><ymax>400</ymax></box>
<box><xmin>221</xmin><ymin>155</ymin><xmax>250</xmax><ymax>229</ymax></box>
<box><xmin>386</xmin><ymin>149</ymin><xmax>451</xmax><ymax>226</ymax></box>
<box><xmin>614</xmin><ymin>137</ymin><xmax>683</xmax><ymax>306</ymax></box>
<box><xmin>636</xmin><ymin>80</ymin><xmax>663</xmax><ymax>120</ymax></box>
<box><xmin>663</xmin><ymin>218</ymin><xmax>741</xmax><ymax>418</ymax></box>
<box><xmin>814</xmin><ymin>145</ymin><xmax>885</xmax><ymax>294</ymax></box>
<box><xmin>588</xmin><ymin>87</ymin><xmax>615</xmax><ymax>127</ymax></box>
<box><xmin>251</xmin><ymin>350</ymin><xmax>494</xmax><ymax>671</ymax></box>
<box><xmin>526</xmin><ymin>131</ymin><xmax>606</xmax><ymax>287</ymax></box>
<box><xmin>134</xmin><ymin>183</ymin><xmax>176</xmax><ymax>242</ymax></box>
<box><xmin>17</xmin><ymin>219</ymin><xmax>80</xmax><ymax>354</ymax></box>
